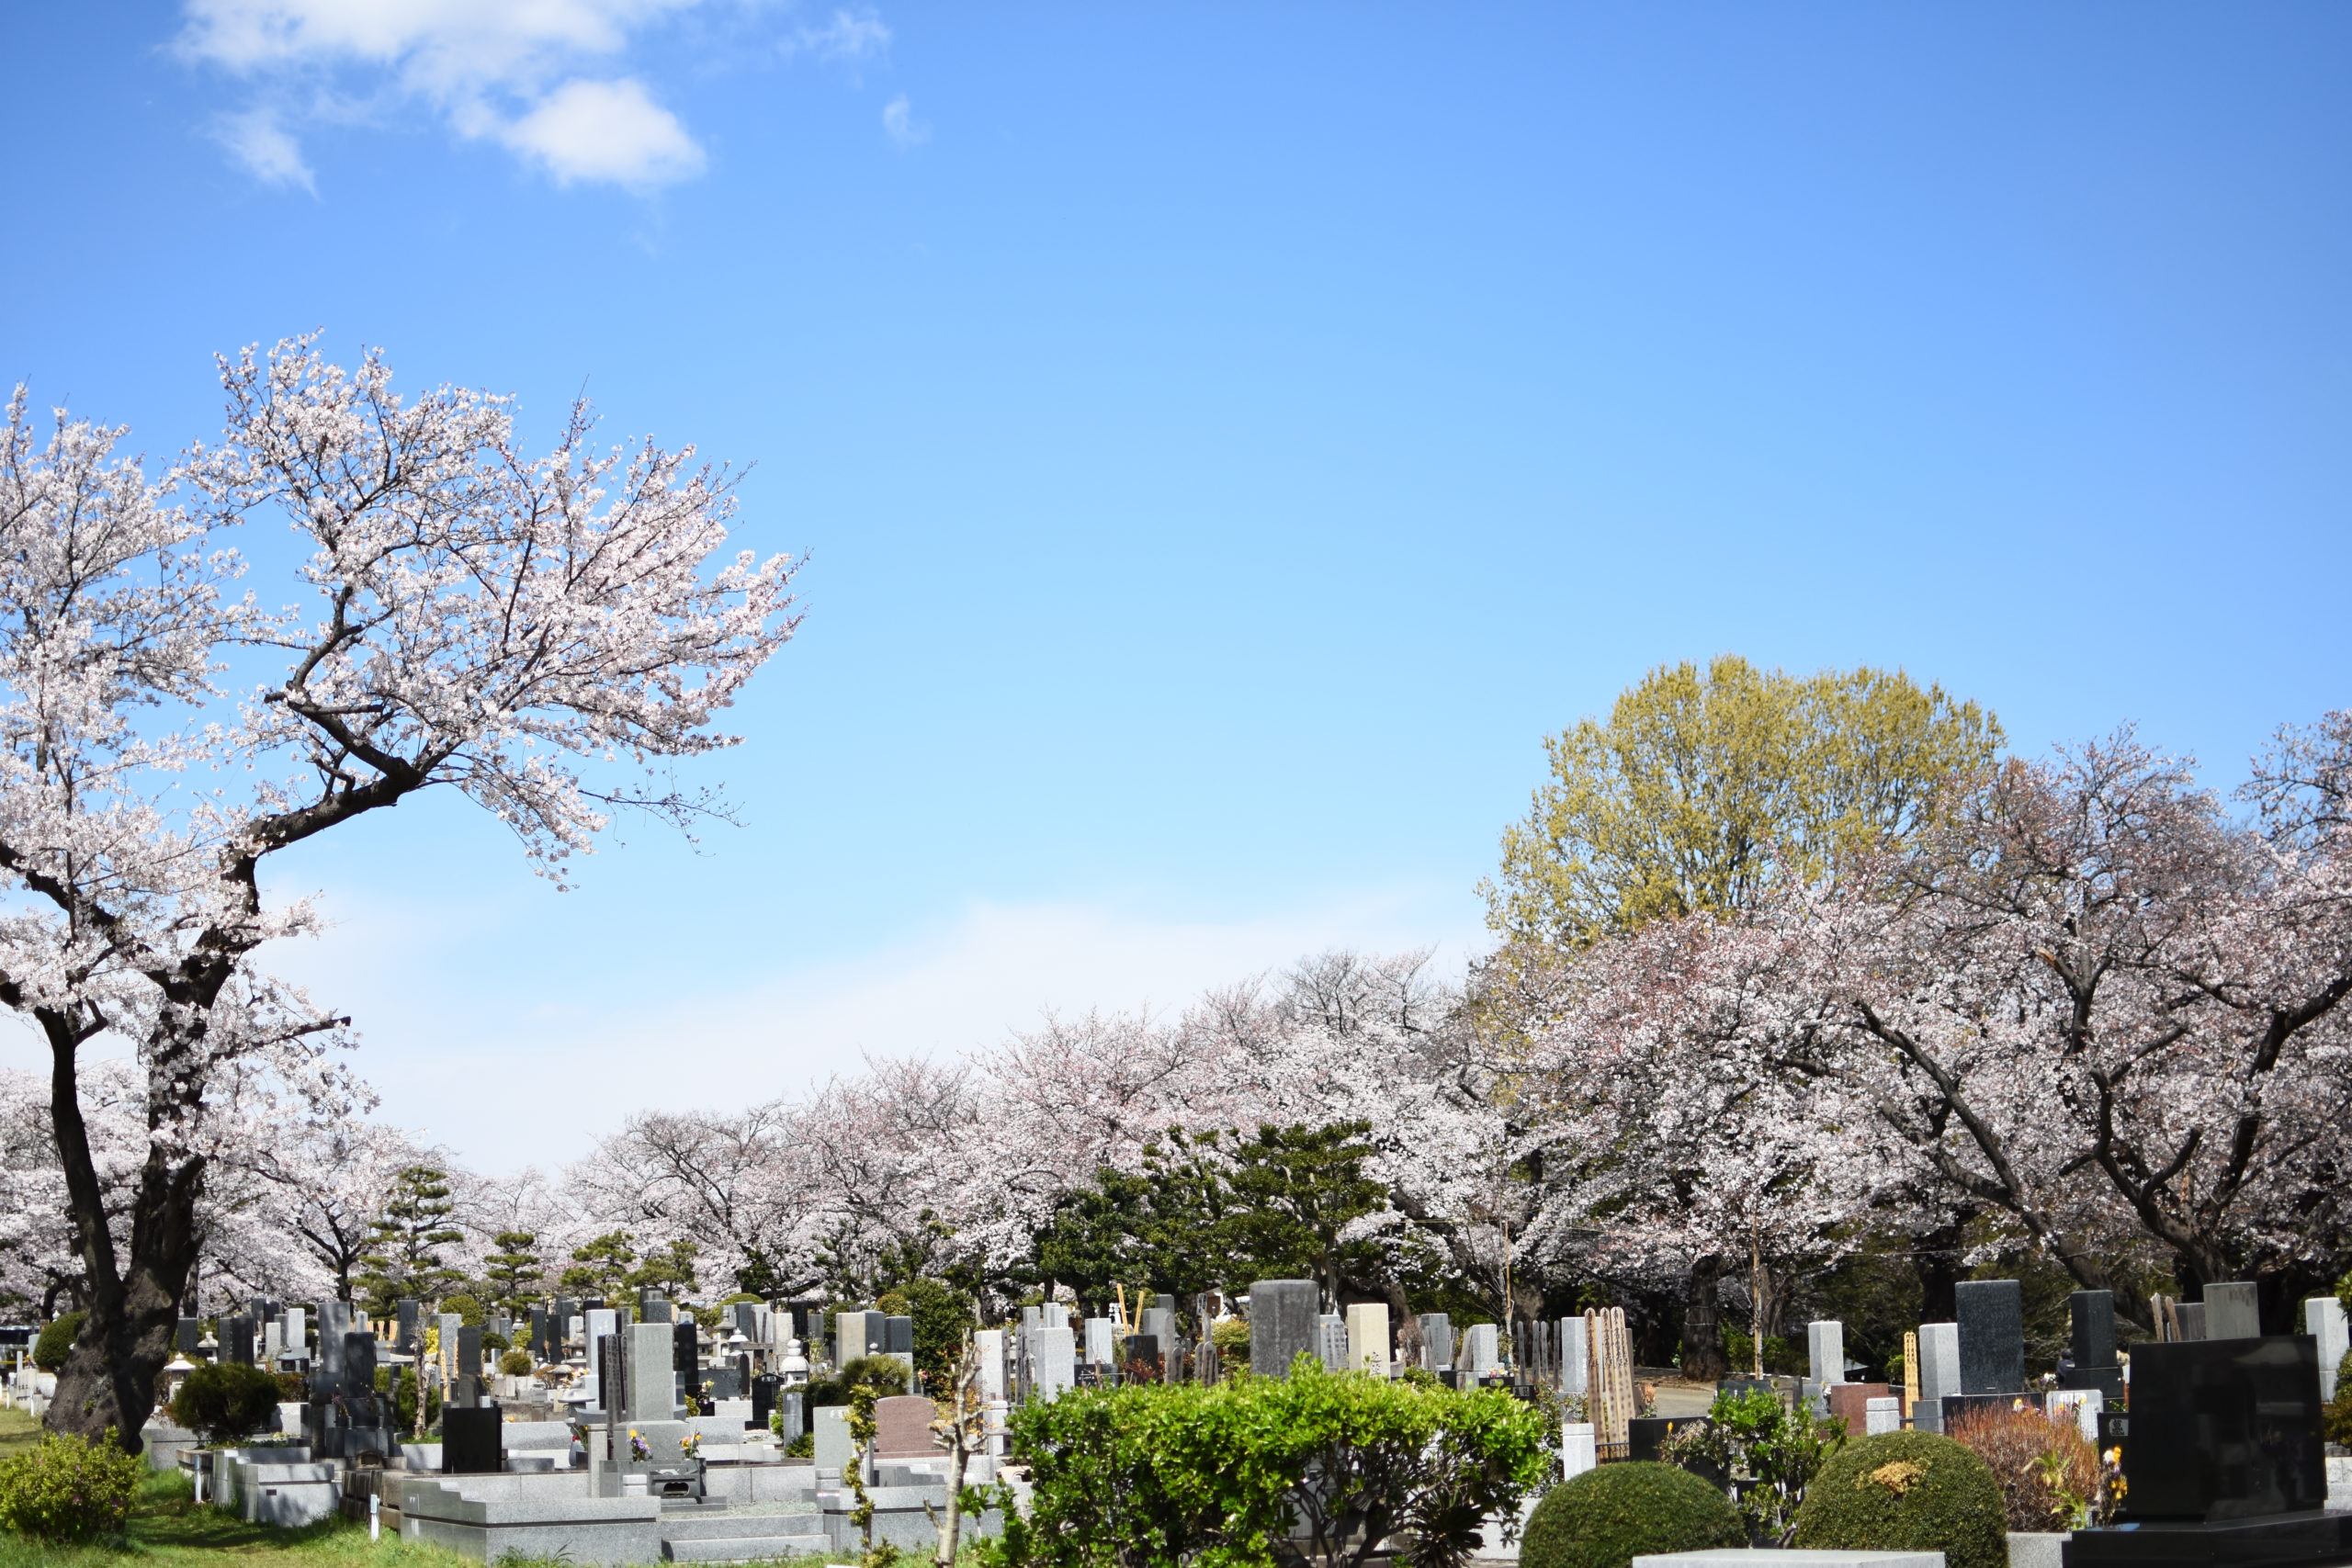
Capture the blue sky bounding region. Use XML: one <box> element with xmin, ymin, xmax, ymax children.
<box><xmin>3</xmin><ymin>3</ymin><xmax>2347</xmax><ymax>1169</ymax></box>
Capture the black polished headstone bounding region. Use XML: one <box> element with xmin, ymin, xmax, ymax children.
<box><xmin>1250</xmin><ymin>1280</ymin><xmax>1319</xmax><ymax>1379</ymax></box>
<box><xmin>2062</xmin><ymin>1291</ymin><xmax>2126</xmax><ymax>1397</ymax></box>
<box><xmin>396</xmin><ymin>1300</ymin><xmax>421</xmax><ymax>1353</ymax></box>
<box><xmin>885</xmin><ymin>1315</ymin><xmax>913</xmax><ymax>1356</ymax></box>
<box><xmin>673</xmin><ymin>1321</ymin><xmax>700</xmax><ymax>1394</ymax></box>
<box><xmin>752</xmin><ymin>1372</ymin><xmax>782</xmax><ymax>1431</ymax></box>
<box><xmin>442</xmin><ymin>1405</ymin><xmax>503</xmax><ymax>1473</ymax></box>
<box><xmin>177</xmin><ymin>1317</ymin><xmax>201</xmax><ymax>1354</ymax></box>
<box><xmin>1955</xmin><ymin>1279</ymin><xmax>2024</xmax><ymax>1394</ymax></box>
<box><xmin>1121</xmin><ymin>1334</ymin><xmax>1164</xmax><ymax>1382</ymax></box>
<box><xmin>457</xmin><ymin>1325</ymin><xmax>481</xmax><ymax>1376</ymax></box>
<box><xmin>2120</xmin><ymin>1337</ymin><xmax>2324</xmax><ymax>1521</ymax></box>
<box><xmin>226</xmin><ymin>1314</ymin><xmax>256</xmax><ymax>1367</ymax></box>
<box><xmin>706</xmin><ymin>1364</ymin><xmax>742</xmax><ymax>1400</ymax></box>
<box><xmin>344</xmin><ymin>1331</ymin><xmax>378</xmax><ymax>1397</ymax></box>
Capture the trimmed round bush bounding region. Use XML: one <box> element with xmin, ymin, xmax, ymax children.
<box><xmin>0</xmin><ymin>1427</ymin><xmax>142</xmax><ymax>1540</ymax></box>
<box><xmin>170</xmin><ymin>1359</ymin><xmax>285</xmax><ymax>1443</ymax></box>
<box><xmin>499</xmin><ymin>1348</ymin><xmax>534</xmax><ymax>1376</ymax></box>
<box><xmin>1521</xmin><ymin>1461</ymin><xmax>1746</xmax><ymax>1568</ymax></box>
<box><xmin>33</xmin><ymin>1310</ymin><xmax>84</xmax><ymax>1372</ymax></box>
<box><xmin>1792</xmin><ymin>1430</ymin><xmax>2007</xmax><ymax>1568</ymax></box>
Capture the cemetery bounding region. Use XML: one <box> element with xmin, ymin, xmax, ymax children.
<box><xmin>1</xmin><ymin>11</ymin><xmax>2349</xmax><ymax>1568</ymax></box>
<box><xmin>4</xmin><ymin>1262</ymin><xmax>2348</xmax><ymax>1567</ymax></box>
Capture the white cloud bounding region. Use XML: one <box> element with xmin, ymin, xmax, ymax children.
<box><xmin>499</xmin><ymin>77</ymin><xmax>706</xmax><ymax>187</ymax></box>
<box><xmin>215</xmin><ymin>104</ymin><xmax>316</xmax><ymax>189</ymax></box>
<box><xmin>782</xmin><ymin>6</ymin><xmax>890</xmax><ymax>64</ymax></box>
<box><xmin>129</xmin><ymin>892</ymin><xmax>1477</xmax><ymax>1173</ymax></box>
<box><xmin>174</xmin><ymin>0</ymin><xmax>850</xmax><ymax>189</ymax></box>
<box><xmin>881</xmin><ymin>93</ymin><xmax>927</xmax><ymax>148</ymax></box>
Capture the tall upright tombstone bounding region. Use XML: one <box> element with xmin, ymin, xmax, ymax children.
<box><xmin>344</xmin><ymin>1331</ymin><xmax>378</xmax><ymax>1399</ymax></box>
<box><xmin>1029</xmin><ymin>1326</ymin><xmax>1076</xmax><ymax>1400</ymax></box>
<box><xmin>1317</xmin><ymin>1314</ymin><xmax>1349</xmax><ymax>1371</ymax></box>
<box><xmin>1083</xmin><ymin>1317</ymin><xmax>1114</xmax><ymax>1368</ymax></box>
<box><xmin>1559</xmin><ymin>1316</ymin><xmax>1589</xmax><ymax>1395</ymax></box>
<box><xmin>2202</xmin><ymin>1282</ymin><xmax>2261</xmax><ymax>1341</ymax></box>
<box><xmin>1954</xmin><ymin>1280</ymin><xmax>2024</xmax><ymax>1394</ymax></box>
<box><xmin>2174</xmin><ymin>1302</ymin><xmax>2208</xmax><ymax>1341</ymax></box>
<box><xmin>627</xmin><ymin>1321</ymin><xmax>676</xmax><ymax>1421</ymax></box>
<box><xmin>1915</xmin><ymin>1322</ymin><xmax>1961</xmax><ymax>1434</ymax></box>
<box><xmin>1418</xmin><ymin>1313</ymin><xmax>1453</xmax><ymax>1372</ymax></box>
<box><xmin>1463</xmin><ymin>1323</ymin><xmax>1500</xmax><ymax>1380</ymax></box>
<box><xmin>582</xmin><ymin>1307</ymin><xmax>617</xmax><ymax>1409</ymax></box>
<box><xmin>1345</xmin><ymin>1303</ymin><xmax>1390</xmax><ymax>1375</ymax></box>
<box><xmin>885</xmin><ymin>1315</ymin><xmax>913</xmax><ymax>1357</ymax></box>
<box><xmin>2307</xmin><ymin>1296</ymin><xmax>2348</xmax><ymax>1402</ymax></box>
<box><xmin>832</xmin><ymin>1310</ymin><xmax>870</xmax><ymax>1368</ymax></box>
<box><xmin>674</xmin><ymin>1320</ymin><xmax>701</xmax><ymax>1401</ymax></box>
<box><xmin>1807</xmin><ymin>1320</ymin><xmax>1847</xmax><ymax>1387</ymax></box>
<box><xmin>283</xmin><ymin>1306</ymin><xmax>306</xmax><ymax>1363</ymax></box>
<box><xmin>1250</xmin><ymin>1280</ymin><xmax>1319</xmax><ymax>1379</ymax></box>
<box><xmin>1138</xmin><ymin>1306</ymin><xmax>1176</xmax><ymax>1359</ymax></box>
<box><xmin>2063</xmin><ymin>1291</ymin><xmax>2124</xmax><ymax>1397</ymax></box>
<box><xmin>396</xmin><ymin>1300</ymin><xmax>421</xmax><ymax>1354</ymax></box>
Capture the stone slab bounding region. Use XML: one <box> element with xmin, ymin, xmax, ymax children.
<box><xmin>2204</xmin><ymin>1282</ymin><xmax>2261</xmax><ymax>1343</ymax></box>
<box><xmin>1957</xmin><ymin>1280</ymin><xmax>2025</xmax><ymax>1395</ymax></box>
<box><xmin>1250</xmin><ymin>1280</ymin><xmax>1318</xmax><ymax>1379</ymax></box>
<box><xmin>1634</xmin><ymin>1554</ymin><xmax>1944</xmax><ymax>1568</ymax></box>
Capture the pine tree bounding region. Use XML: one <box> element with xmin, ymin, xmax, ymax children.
<box><xmin>356</xmin><ymin>1166</ymin><xmax>466</xmax><ymax>1314</ymax></box>
<box><xmin>484</xmin><ymin>1231</ymin><xmax>543</xmax><ymax>1314</ymax></box>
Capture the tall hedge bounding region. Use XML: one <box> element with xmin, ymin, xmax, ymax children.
<box><xmin>1520</xmin><ymin>1463</ymin><xmax>1746</xmax><ymax>1568</ymax></box>
<box><xmin>1792</xmin><ymin>1430</ymin><xmax>2007</xmax><ymax>1568</ymax></box>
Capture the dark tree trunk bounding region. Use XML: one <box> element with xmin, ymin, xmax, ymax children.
<box><xmin>1681</xmin><ymin>1255</ymin><xmax>1728</xmax><ymax>1380</ymax></box>
<box><xmin>1630</xmin><ymin>1286</ymin><xmax>1680</xmax><ymax>1368</ymax></box>
<box><xmin>1913</xmin><ymin>1220</ymin><xmax>1967</xmax><ymax>1325</ymax></box>
<box><xmin>45</xmin><ymin>1011</ymin><xmax>207</xmax><ymax>1454</ymax></box>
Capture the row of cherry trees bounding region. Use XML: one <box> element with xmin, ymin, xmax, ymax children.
<box><xmin>8</xmin><ymin>720</ymin><xmax>2345</xmax><ymax>1398</ymax></box>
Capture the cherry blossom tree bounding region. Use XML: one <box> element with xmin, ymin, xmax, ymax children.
<box><xmin>0</xmin><ymin>340</ymin><xmax>798</xmax><ymax>1445</ymax></box>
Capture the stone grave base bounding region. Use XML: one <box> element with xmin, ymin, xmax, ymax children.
<box><xmin>1634</xmin><ymin>1554</ymin><xmax>1944</xmax><ymax>1568</ymax></box>
<box><xmin>2010</xmin><ymin>1532</ymin><xmax>2072</xmax><ymax>1568</ymax></box>
<box><xmin>2064</xmin><ymin>1511</ymin><xmax>2352</xmax><ymax>1568</ymax></box>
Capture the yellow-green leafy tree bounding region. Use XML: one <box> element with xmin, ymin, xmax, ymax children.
<box><xmin>1482</xmin><ymin>655</ymin><xmax>2002</xmax><ymax>950</ymax></box>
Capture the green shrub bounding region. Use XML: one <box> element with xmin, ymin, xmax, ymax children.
<box><xmin>991</xmin><ymin>1364</ymin><xmax>1553</xmax><ymax>1568</ymax></box>
<box><xmin>481</xmin><ymin>1330</ymin><xmax>511</xmax><ymax>1355</ymax></box>
<box><xmin>1210</xmin><ymin>1316</ymin><xmax>1251</xmax><ymax>1371</ymax></box>
<box><xmin>440</xmin><ymin>1293</ymin><xmax>483</xmax><ymax>1327</ymax></box>
<box><xmin>1792</xmin><ymin>1430</ymin><xmax>2006</xmax><ymax>1568</ymax></box>
<box><xmin>1660</xmin><ymin>1385</ymin><xmax>1841</xmax><ymax>1544</ymax></box>
<box><xmin>1520</xmin><ymin>1462</ymin><xmax>1746</xmax><ymax>1568</ymax></box>
<box><xmin>499</xmin><ymin>1349</ymin><xmax>534</xmax><ymax>1376</ymax></box>
<box><xmin>2326</xmin><ymin>1351</ymin><xmax>2352</xmax><ymax>1446</ymax></box>
<box><xmin>170</xmin><ymin>1359</ymin><xmax>285</xmax><ymax>1443</ymax></box>
<box><xmin>32</xmin><ymin>1311</ymin><xmax>84</xmax><ymax>1372</ymax></box>
<box><xmin>801</xmin><ymin>1355</ymin><xmax>916</xmax><ymax>1409</ymax></box>
<box><xmin>0</xmin><ymin>1427</ymin><xmax>142</xmax><ymax>1540</ymax></box>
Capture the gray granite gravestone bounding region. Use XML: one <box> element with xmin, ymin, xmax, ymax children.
<box><xmin>2175</xmin><ymin>1301</ymin><xmax>2208</xmax><ymax>1340</ymax></box>
<box><xmin>1916</xmin><ymin>1321</ymin><xmax>1961</xmax><ymax>1433</ymax></box>
<box><xmin>1955</xmin><ymin>1280</ymin><xmax>2023</xmax><ymax>1394</ymax></box>
<box><xmin>1317</xmin><ymin>1314</ymin><xmax>1348</xmax><ymax>1371</ymax></box>
<box><xmin>1561</xmin><ymin>1315</ymin><xmax>1589</xmax><ymax>1394</ymax></box>
<box><xmin>1028</xmin><ymin>1325</ymin><xmax>1076</xmax><ymax>1399</ymax></box>
<box><xmin>627</xmin><ymin>1321</ymin><xmax>676</xmax><ymax>1420</ymax></box>
<box><xmin>2203</xmin><ymin>1281</ymin><xmax>2260</xmax><ymax>1341</ymax></box>
<box><xmin>582</xmin><ymin>1307</ymin><xmax>617</xmax><ymax>1409</ymax></box>
<box><xmin>1807</xmin><ymin>1320</ymin><xmax>1847</xmax><ymax>1386</ymax></box>
<box><xmin>811</xmin><ymin>1404</ymin><xmax>853</xmax><ymax>1472</ymax></box>
<box><xmin>1463</xmin><ymin>1323</ymin><xmax>1500</xmax><ymax>1380</ymax></box>
<box><xmin>1250</xmin><ymin>1280</ymin><xmax>1319</xmax><ymax>1379</ymax></box>
<box><xmin>641</xmin><ymin>1294</ymin><xmax>673</xmax><ymax>1325</ymax></box>
<box><xmin>1419</xmin><ymin>1313</ymin><xmax>1453</xmax><ymax>1371</ymax></box>
<box><xmin>2308</xmin><ymin>1296</ymin><xmax>2348</xmax><ymax>1402</ymax></box>
<box><xmin>1139</xmin><ymin>1305</ymin><xmax>1176</xmax><ymax>1355</ymax></box>
<box><xmin>1083</xmin><ymin>1317</ymin><xmax>1114</xmax><ymax>1367</ymax></box>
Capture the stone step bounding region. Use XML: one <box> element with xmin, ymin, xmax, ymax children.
<box><xmin>662</xmin><ymin>1533</ymin><xmax>833</xmax><ymax>1562</ymax></box>
<box><xmin>662</xmin><ymin>1511</ymin><xmax>825</xmax><ymax>1540</ymax></box>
